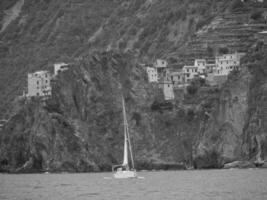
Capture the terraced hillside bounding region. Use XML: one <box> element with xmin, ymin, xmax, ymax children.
<box><xmin>171</xmin><ymin>11</ymin><xmax>267</xmax><ymax>65</ymax></box>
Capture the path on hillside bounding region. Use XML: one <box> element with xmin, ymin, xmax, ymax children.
<box><xmin>1</xmin><ymin>0</ymin><xmax>24</xmax><ymax>33</ymax></box>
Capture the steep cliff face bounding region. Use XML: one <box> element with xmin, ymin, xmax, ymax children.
<box><xmin>194</xmin><ymin>45</ymin><xmax>267</xmax><ymax>169</ymax></box>
<box><xmin>242</xmin><ymin>45</ymin><xmax>267</xmax><ymax>165</ymax></box>
<box><xmin>0</xmin><ymin>51</ymin><xmax>198</xmax><ymax>172</ymax></box>
<box><xmin>1</xmin><ymin>48</ymin><xmax>267</xmax><ymax>172</ymax></box>
<box><xmin>194</xmin><ymin>69</ymin><xmax>251</xmax><ymax>168</ymax></box>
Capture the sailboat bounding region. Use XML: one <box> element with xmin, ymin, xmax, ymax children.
<box><xmin>112</xmin><ymin>96</ymin><xmax>137</xmax><ymax>179</ymax></box>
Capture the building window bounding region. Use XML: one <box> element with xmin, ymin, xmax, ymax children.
<box><xmin>187</xmin><ymin>74</ymin><xmax>189</xmax><ymax>77</ymax></box>
<box><xmin>37</xmin><ymin>93</ymin><xmax>39</xmax><ymax>96</ymax></box>
<box><xmin>37</xmin><ymin>81</ymin><xmax>39</xmax><ymax>85</ymax></box>
<box><xmin>187</xmin><ymin>69</ymin><xmax>189</xmax><ymax>72</ymax></box>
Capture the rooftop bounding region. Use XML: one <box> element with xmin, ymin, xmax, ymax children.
<box><xmin>183</xmin><ymin>65</ymin><xmax>197</xmax><ymax>69</ymax></box>
<box><xmin>30</xmin><ymin>70</ymin><xmax>49</xmax><ymax>75</ymax></box>
<box><xmin>171</xmin><ymin>70</ymin><xmax>184</xmax><ymax>75</ymax></box>
<box><xmin>195</xmin><ymin>59</ymin><xmax>206</xmax><ymax>62</ymax></box>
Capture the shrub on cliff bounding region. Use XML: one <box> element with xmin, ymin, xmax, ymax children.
<box><xmin>0</xmin><ymin>0</ymin><xmax>18</xmax><ymax>11</ymax></box>
<box><xmin>195</xmin><ymin>18</ymin><xmax>207</xmax><ymax>31</ymax></box>
<box><xmin>231</xmin><ymin>0</ymin><xmax>245</xmax><ymax>12</ymax></box>
<box><xmin>218</xmin><ymin>47</ymin><xmax>229</xmax><ymax>54</ymax></box>
<box><xmin>250</xmin><ymin>10</ymin><xmax>263</xmax><ymax>21</ymax></box>
<box><xmin>187</xmin><ymin>84</ymin><xmax>198</xmax><ymax>95</ymax></box>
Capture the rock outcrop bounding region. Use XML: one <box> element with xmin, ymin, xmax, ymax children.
<box><xmin>194</xmin><ymin>45</ymin><xmax>267</xmax><ymax>169</ymax></box>
<box><xmin>194</xmin><ymin>69</ymin><xmax>251</xmax><ymax>168</ymax></box>
<box><xmin>0</xmin><ymin>51</ymin><xmax>195</xmax><ymax>172</ymax></box>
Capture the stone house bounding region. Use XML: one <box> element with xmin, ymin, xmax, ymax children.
<box><xmin>146</xmin><ymin>67</ymin><xmax>158</xmax><ymax>82</ymax></box>
<box><xmin>27</xmin><ymin>70</ymin><xmax>52</xmax><ymax>97</ymax></box>
<box><xmin>194</xmin><ymin>59</ymin><xmax>206</xmax><ymax>74</ymax></box>
<box><xmin>215</xmin><ymin>53</ymin><xmax>245</xmax><ymax>76</ymax></box>
<box><xmin>206</xmin><ymin>63</ymin><xmax>216</xmax><ymax>74</ymax></box>
<box><xmin>170</xmin><ymin>70</ymin><xmax>189</xmax><ymax>88</ymax></box>
<box><xmin>162</xmin><ymin>79</ymin><xmax>175</xmax><ymax>101</ymax></box>
<box><xmin>54</xmin><ymin>63</ymin><xmax>69</xmax><ymax>76</ymax></box>
<box><xmin>183</xmin><ymin>65</ymin><xmax>198</xmax><ymax>83</ymax></box>
<box><xmin>154</xmin><ymin>59</ymin><xmax>168</xmax><ymax>69</ymax></box>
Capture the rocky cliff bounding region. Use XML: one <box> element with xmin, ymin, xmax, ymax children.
<box><xmin>0</xmin><ymin>51</ymin><xmax>196</xmax><ymax>172</ymax></box>
<box><xmin>1</xmin><ymin>0</ymin><xmax>267</xmax><ymax>172</ymax></box>
<box><xmin>194</xmin><ymin>44</ymin><xmax>267</xmax><ymax>169</ymax></box>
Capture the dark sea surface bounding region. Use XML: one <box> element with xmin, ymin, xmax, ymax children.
<box><xmin>1</xmin><ymin>169</ymin><xmax>267</xmax><ymax>200</ymax></box>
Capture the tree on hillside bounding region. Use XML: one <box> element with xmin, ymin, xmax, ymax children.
<box><xmin>231</xmin><ymin>0</ymin><xmax>245</xmax><ymax>12</ymax></box>
<box><xmin>218</xmin><ymin>47</ymin><xmax>229</xmax><ymax>55</ymax></box>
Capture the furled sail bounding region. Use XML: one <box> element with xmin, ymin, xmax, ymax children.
<box><xmin>122</xmin><ymin>131</ymin><xmax>128</xmax><ymax>166</ymax></box>
<box><xmin>122</xmin><ymin>96</ymin><xmax>128</xmax><ymax>167</ymax></box>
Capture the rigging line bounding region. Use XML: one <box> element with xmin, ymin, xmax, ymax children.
<box><xmin>122</xmin><ymin>95</ymin><xmax>135</xmax><ymax>170</ymax></box>
<box><xmin>126</xmin><ymin>124</ymin><xmax>135</xmax><ymax>170</ymax></box>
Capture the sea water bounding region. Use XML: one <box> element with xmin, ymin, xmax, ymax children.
<box><xmin>1</xmin><ymin>169</ymin><xmax>267</xmax><ymax>200</ymax></box>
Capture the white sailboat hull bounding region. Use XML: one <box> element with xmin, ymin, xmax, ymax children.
<box><xmin>113</xmin><ymin>170</ymin><xmax>137</xmax><ymax>179</ymax></box>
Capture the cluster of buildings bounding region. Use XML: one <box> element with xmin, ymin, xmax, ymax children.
<box><xmin>25</xmin><ymin>63</ymin><xmax>69</xmax><ymax>98</ymax></box>
<box><xmin>23</xmin><ymin>50</ymin><xmax>247</xmax><ymax>101</ymax></box>
<box><xmin>146</xmin><ymin>52</ymin><xmax>245</xmax><ymax>100</ymax></box>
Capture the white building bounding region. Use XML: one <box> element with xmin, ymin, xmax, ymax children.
<box><xmin>215</xmin><ymin>53</ymin><xmax>245</xmax><ymax>75</ymax></box>
<box><xmin>27</xmin><ymin>70</ymin><xmax>52</xmax><ymax>97</ymax></box>
<box><xmin>183</xmin><ymin>65</ymin><xmax>198</xmax><ymax>82</ymax></box>
<box><xmin>146</xmin><ymin>67</ymin><xmax>158</xmax><ymax>82</ymax></box>
<box><xmin>54</xmin><ymin>63</ymin><xmax>69</xmax><ymax>76</ymax></box>
<box><xmin>170</xmin><ymin>70</ymin><xmax>190</xmax><ymax>88</ymax></box>
<box><xmin>206</xmin><ymin>63</ymin><xmax>216</xmax><ymax>74</ymax></box>
<box><xmin>154</xmin><ymin>59</ymin><xmax>168</xmax><ymax>69</ymax></box>
<box><xmin>171</xmin><ymin>70</ymin><xmax>184</xmax><ymax>85</ymax></box>
<box><xmin>162</xmin><ymin>79</ymin><xmax>175</xmax><ymax>101</ymax></box>
<box><xmin>194</xmin><ymin>59</ymin><xmax>206</xmax><ymax>74</ymax></box>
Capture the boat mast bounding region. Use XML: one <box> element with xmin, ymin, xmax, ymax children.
<box><xmin>122</xmin><ymin>96</ymin><xmax>128</xmax><ymax>169</ymax></box>
<box><xmin>122</xmin><ymin>96</ymin><xmax>135</xmax><ymax>170</ymax></box>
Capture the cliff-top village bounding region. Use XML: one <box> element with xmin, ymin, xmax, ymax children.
<box><xmin>22</xmin><ymin>28</ymin><xmax>267</xmax><ymax>102</ymax></box>
<box><xmin>146</xmin><ymin>52</ymin><xmax>246</xmax><ymax>101</ymax></box>
<box><xmin>23</xmin><ymin>52</ymin><xmax>248</xmax><ymax>101</ymax></box>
